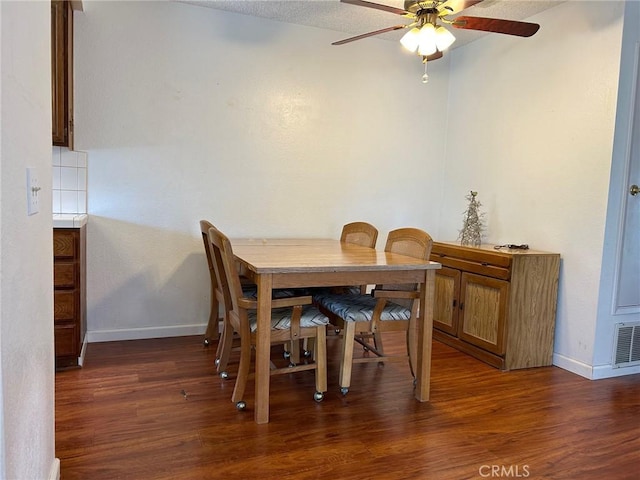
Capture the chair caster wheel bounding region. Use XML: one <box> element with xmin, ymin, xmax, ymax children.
<box><xmin>220</xmin><ymin>371</ymin><xmax>229</xmax><ymax>379</ymax></box>
<box><xmin>340</xmin><ymin>387</ymin><xmax>349</xmax><ymax>396</ymax></box>
<box><xmin>334</xmin><ymin>329</ymin><xmax>340</xmax><ymax>335</ymax></box>
<box><xmin>236</xmin><ymin>401</ymin><xmax>246</xmax><ymax>411</ymax></box>
<box><xmin>283</xmin><ymin>351</ymin><xmax>291</xmax><ymax>359</ymax></box>
<box><xmin>303</xmin><ymin>350</ymin><xmax>312</xmax><ymax>358</ymax></box>
<box><xmin>314</xmin><ymin>392</ymin><xmax>324</xmax><ymax>402</ymax></box>
<box><xmin>214</xmin><ymin>358</ymin><xmax>220</xmax><ymax>366</ymax></box>
<box><xmin>203</xmin><ymin>338</ymin><xmax>210</xmax><ymax>346</ymax></box>
<box><xmin>288</xmin><ymin>362</ymin><xmax>296</xmax><ymax>368</ymax></box>
<box><xmin>363</xmin><ymin>346</ymin><xmax>369</xmax><ymax>352</ymax></box>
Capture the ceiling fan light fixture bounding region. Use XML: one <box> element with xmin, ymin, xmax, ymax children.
<box><xmin>435</xmin><ymin>25</ymin><xmax>456</xmax><ymax>51</ymax></box>
<box><xmin>417</xmin><ymin>23</ymin><xmax>437</xmax><ymax>56</ymax></box>
<box><xmin>400</xmin><ymin>27</ymin><xmax>421</xmax><ymax>52</ymax></box>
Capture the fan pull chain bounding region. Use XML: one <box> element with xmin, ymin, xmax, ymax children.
<box><xmin>422</xmin><ymin>57</ymin><xmax>429</xmax><ymax>84</ymax></box>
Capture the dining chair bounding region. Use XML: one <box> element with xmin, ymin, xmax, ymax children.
<box><xmin>314</xmin><ymin>227</ymin><xmax>433</xmax><ymax>395</ymax></box>
<box><xmin>200</xmin><ymin>220</ymin><xmax>226</xmax><ymax>351</ymax></box>
<box><xmin>339</xmin><ymin>222</ymin><xmax>379</xmax><ymax>294</ymax></box>
<box><xmin>201</xmin><ymin>220</ymin><xmax>305</xmax><ymax>378</ymax></box>
<box><xmin>207</xmin><ymin>225</ymin><xmax>329</xmax><ymax>410</ymax></box>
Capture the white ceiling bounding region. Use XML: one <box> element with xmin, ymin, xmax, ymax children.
<box><xmin>178</xmin><ymin>0</ymin><xmax>564</xmax><ymax>49</ymax></box>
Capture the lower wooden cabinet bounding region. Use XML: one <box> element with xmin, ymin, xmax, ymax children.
<box><xmin>430</xmin><ymin>242</ymin><xmax>560</xmax><ymax>370</ymax></box>
<box><xmin>54</xmin><ymin>226</ymin><xmax>86</xmax><ymax>368</ymax></box>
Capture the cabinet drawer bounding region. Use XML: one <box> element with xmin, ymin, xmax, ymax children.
<box><xmin>430</xmin><ymin>254</ymin><xmax>511</xmax><ymax>280</ymax></box>
<box><xmin>431</xmin><ymin>243</ymin><xmax>511</xmax><ymax>280</ymax></box>
<box><xmin>432</xmin><ymin>243</ymin><xmax>511</xmax><ymax>267</ymax></box>
<box><xmin>55</xmin><ymin>322</ymin><xmax>78</xmax><ymax>357</ymax></box>
<box><xmin>54</xmin><ymin>230</ymin><xmax>76</xmax><ymax>258</ymax></box>
<box><xmin>54</xmin><ymin>262</ymin><xmax>76</xmax><ymax>288</ymax></box>
<box><xmin>54</xmin><ymin>290</ymin><xmax>76</xmax><ymax>320</ymax></box>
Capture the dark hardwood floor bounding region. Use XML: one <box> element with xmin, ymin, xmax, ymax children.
<box><xmin>55</xmin><ymin>333</ymin><xmax>640</xmax><ymax>480</ymax></box>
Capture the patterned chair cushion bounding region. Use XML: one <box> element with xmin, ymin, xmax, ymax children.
<box><xmin>248</xmin><ymin>306</ymin><xmax>329</xmax><ymax>332</ymax></box>
<box><xmin>314</xmin><ymin>293</ymin><xmax>411</xmax><ymax>323</ymax></box>
<box><xmin>242</xmin><ymin>286</ymin><xmax>308</xmax><ymax>299</ymax></box>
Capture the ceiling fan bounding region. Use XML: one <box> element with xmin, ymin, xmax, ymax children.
<box><xmin>332</xmin><ymin>0</ymin><xmax>540</xmax><ymax>82</ymax></box>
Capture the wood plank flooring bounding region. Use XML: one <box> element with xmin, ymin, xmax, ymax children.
<box><xmin>55</xmin><ymin>333</ymin><xmax>640</xmax><ymax>480</ymax></box>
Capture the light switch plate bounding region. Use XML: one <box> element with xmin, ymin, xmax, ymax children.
<box><xmin>27</xmin><ymin>167</ymin><xmax>40</xmax><ymax>215</ymax></box>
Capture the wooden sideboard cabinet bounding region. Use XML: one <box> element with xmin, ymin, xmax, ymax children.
<box><xmin>54</xmin><ymin>226</ymin><xmax>86</xmax><ymax>368</ymax></box>
<box><xmin>429</xmin><ymin>242</ymin><xmax>560</xmax><ymax>370</ymax></box>
<box><xmin>51</xmin><ymin>0</ymin><xmax>74</xmax><ymax>148</ymax></box>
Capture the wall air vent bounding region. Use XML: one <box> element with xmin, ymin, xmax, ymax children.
<box><xmin>612</xmin><ymin>322</ymin><xmax>640</xmax><ymax>368</ymax></box>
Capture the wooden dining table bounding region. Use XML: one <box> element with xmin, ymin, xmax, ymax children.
<box><xmin>232</xmin><ymin>238</ymin><xmax>442</xmax><ymax>424</ymax></box>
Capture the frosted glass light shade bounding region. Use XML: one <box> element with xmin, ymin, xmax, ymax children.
<box><xmin>400</xmin><ymin>27</ymin><xmax>421</xmax><ymax>52</ymax></box>
<box><xmin>417</xmin><ymin>23</ymin><xmax>437</xmax><ymax>56</ymax></box>
<box><xmin>435</xmin><ymin>25</ymin><xmax>456</xmax><ymax>51</ymax></box>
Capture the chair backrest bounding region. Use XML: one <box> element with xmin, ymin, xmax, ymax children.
<box><xmin>384</xmin><ymin>228</ymin><xmax>433</xmax><ymax>260</ymax></box>
<box><xmin>340</xmin><ymin>222</ymin><xmax>378</xmax><ymax>249</ymax></box>
<box><xmin>207</xmin><ymin>225</ymin><xmax>244</xmax><ymax>323</ymax></box>
<box><xmin>200</xmin><ymin>220</ymin><xmax>218</xmax><ymax>292</ymax></box>
<box><xmin>380</xmin><ymin>228</ymin><xmax>433</xmax><ymax>293</ymax></box>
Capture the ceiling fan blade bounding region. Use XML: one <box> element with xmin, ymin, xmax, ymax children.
<box><xmin>340</xmin><ymin>0</ymin><xmax>410</xmax><ymax>16</ymax></box>
<box><xmin>452</xmin><ymin>16</ymin><xmax>540</xmax><ymax>37</ymax></box>
<box><xmin>436</xmin><ymin>0</ymin><xmax>484</xmax><ymax>16</ymax></box>
<box><xmin>332</xmin><ymin>25</ymin><xmax>407</xmax><ymax>46</ymax></box>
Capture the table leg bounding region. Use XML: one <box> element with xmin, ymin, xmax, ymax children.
<box><xmin>415</xmin><ymin>269</ymin><xmax>435</xmax><ymax>401</ymax></box>
<box><xmin>255</xmin><ymin>273</ymin><xmax>273</xmax><ymax>424</ymax></box>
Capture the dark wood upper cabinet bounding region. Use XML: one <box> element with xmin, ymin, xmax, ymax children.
<box><xmin>52</xmin><ymin>0</ymin><xmax>73</xmax><ymax>148</ymax></box>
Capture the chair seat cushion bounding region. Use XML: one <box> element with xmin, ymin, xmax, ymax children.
<box><xmin>314</xmin><ymin>293</ymin><xmax>411</xmax><ymax>323</ymax></box>
<box><xmin>248</xmin><ymin>306</ymin><xmax>329</xmax><ymax>332</ymax></box>
<box><xmin>242</xmin><ymin>286</ymin><xmax>308</xmax><ymax>299</ymax></box>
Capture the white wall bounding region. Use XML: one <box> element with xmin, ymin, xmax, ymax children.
<box><xmin>74</xmin><ymin>1</ymin><xmax>450</xmax><ymax>339</ymax></box>
<box><xmin>440</xmin><ymin>1</ymin><xmax>625</xmax><ymax>374</ymax></box>
<box><xmin>75</xmin><ymin>1</ymin><xmax>631</xmax><ymax>378</ymax></box>
<box><xmin>0</xmin><ymin>1</ymin><xmax>57</xmax><ymax>479</ymax></box>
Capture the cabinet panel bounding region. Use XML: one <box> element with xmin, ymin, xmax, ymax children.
<box><xmin>54</xmin><ymin>230</ymin><xmax>76</xmax><ymax>258</ymax></box>
<box><xmin>55</xmin><ymin>322</ymin><xmax>78</xmax><ymax>357</ymax></box>
<box><xmin>433</xmin><ymin>267</ymin><xmax>460</xmax><ymax>335</ymax></box>
<box><xmin>54</xmin><ymin>290</ymin><xmax>77</xmax><ymax>320</ymax></box>
<box><xmin>459</xmin><ymin>273</ymin><xmax>509</xmax><ymax>355</ymax></box>
<box><xmin>54</xmin><ymin>262</ymin><xmax>76</xmax><ymax>288</ymax></box>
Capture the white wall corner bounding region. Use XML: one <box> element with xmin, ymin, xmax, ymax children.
<box><xmin>49</xmin><ymin>458</ymin><xmax>60</xmax><ymax>480</ymax></box>
<box><xmin>552</xmin><ymin>353</ymin><xmax>595</xmax><ymax>380</ymax></box>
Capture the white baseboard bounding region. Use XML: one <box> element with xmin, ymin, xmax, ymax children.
<box><xmin>553</xmin><ymin>353</ymin><xmax>594</xmax><ymax>379</ymax></box>
<box><xmin>553</xmin><ymin>353</ymin><xmax>640</xmax><ymax>379</ymax></box>
<box><xmin>86</xmin><ymin>324</ymin><xmax>206</xmax><ymax>343</ymax></box>
<box><xmin>49</xmin><ymin>458</ymin><xmax>60</xmax><ymax>480</ymax></box>
<box><xmin>592</xmin><ymin>363</ymin><xmax>640</xmax><ymax>379</ymax></box>
<box><xmin>78</xmin><ymin>332</ymin><xmax>88</xmax><ymax>366</ymax></box>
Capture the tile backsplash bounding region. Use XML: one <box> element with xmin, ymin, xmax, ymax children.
<box><xmin>52</xmin><ymin>146</ymin><xmax>87</xmax><ymax>214</ymax></box>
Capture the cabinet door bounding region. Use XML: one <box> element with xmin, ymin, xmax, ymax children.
<box><xmin>54</xmin><ymin>290</ymin><xmax>77</xmax><ymax>321</ymax></box>
<box><xmin>433</xmin><ymin>267</ymin><xmax>460</xmax><ymax>335</ymax></box>
<box><xmin>55</xmin><ymin>322</ymin><xmax>78</xmax><ymax>358</ymax></box>
<box><xmin>51</xmin><ymin>0</ymin><xmax>73</xmax><ymax>147</ymax></box>
<box><xmin>458</xmin><ymin>272</ymin><xmax>509</xmax><ymax>355</ymax></box>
